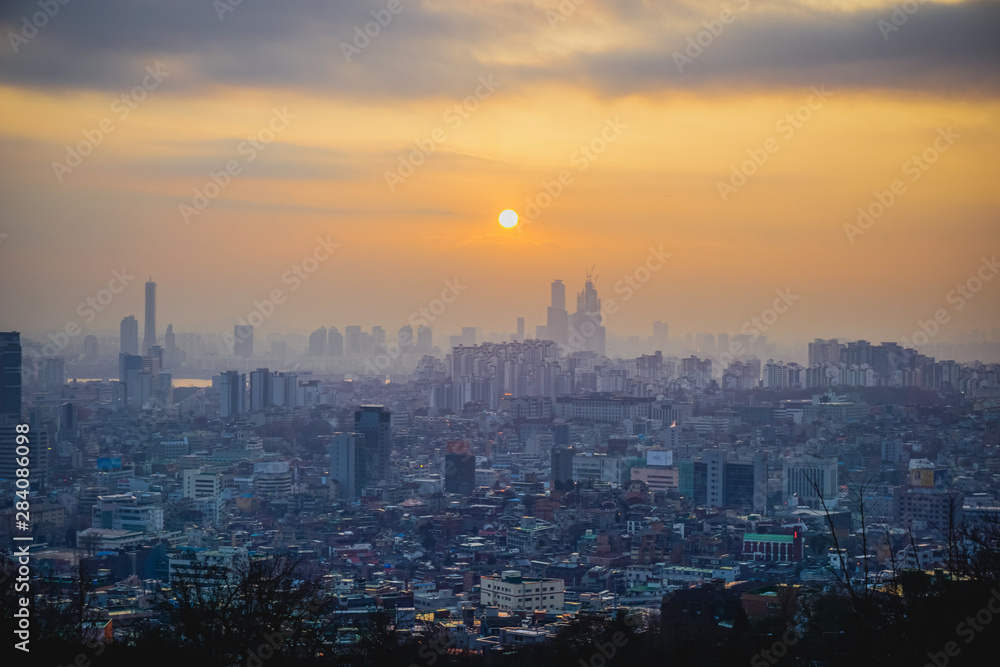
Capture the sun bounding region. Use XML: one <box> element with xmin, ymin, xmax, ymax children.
<box><xmin>499</xmin><ymin>209</ymin><xmax>518</xmax><ymax>228</ymax></box>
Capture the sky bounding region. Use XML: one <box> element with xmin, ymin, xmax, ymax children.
<box><xmin>1</xmin><ymin>0</ymin><xmax>998</xmax><ymax>346</ymax></box>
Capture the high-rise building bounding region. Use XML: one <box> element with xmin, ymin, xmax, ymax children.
<box><xmin>461</xmin><ymin>327</ymin><xmax>476</xmax><ymax>347</ymax></box>
<box><xmin>345</xmin><ymin>326</ymin><xmax>362</xmax><ymax>355</ymax></box>
<box><xmin>1</xmin><ymin>332</ymin><xmax>22</xmax><ymax>417</ymax></box>
<box><xmin>143</xmin><ymin>279</ymin><xmax>156</xmax><ymax>354</ymax></box>
<box><xmin>233</xmin><ymin>325</ymin><xmax>253</xmax><ymax>358</ymax></box>
<box><xmin>551</xmin><ymin>445</ymin><xmax>575</xmax><ymax>492</ymax></box>
<box><xmin>163</xmin><ymin>323</ymin><xmax>184</xmax><ymax>369</ymax></box>
<box><xmin>249</xmin><ymin>368</ymin><xmax>272</xmax><ymax>411</ymax></box>
<box><xmin>371</xmin><ymin>325</ymin><xmax>387</xmax><ymax>351</ymax></box>
<box><xmin>571</xmin><ymin>272</ymin><xmax>606</xmax><ymax>356</ymax></box>
<box><xmin>120</xmin><ymin>316</ymin><xmax>139</xmax><ymax>356</ymax></box>
<box><xmin>354</xmin><ymin>405</ymin><xmax>391</xmax><ymax>485</ymax></box>
<box><xmin>308</xmin><ymin>327</ymin><xmax>327</xmax><ymax>356</ymax></box>
<box><xmin>516</xmin><ymin>317</ymin><xmax>525</xmax><ymax>340</ymax></box>
<box><xmin>329</xmin><ymin>432</ymin><xmax>366</xmax><ymax>498</ymax></box>
<box><xmin>269</xmin><ymin>371</ymin><xmax>299</xmax><ymax>407</ymax></box>
<box><xmin>416</xmin><ymin>325</ymin><xmax>433</xmax><ymax>352</ymax></box>
<box><xmin>445</xmin><ymin>440</ymin><xmax>475</xmax><ymax>495</ymax></box>
<box><xmin>678</xmin><ymin>451</ymin><xmax>766</xmax><ymax>510</ymax></box>
<box><xmin>218</xmin><ymin>371</ymin><xmax>246</xmax><ymax>418</ymax></box>
<box><xmin>808</xmin><ymin>338</ymin><xmax>841</xmax><ymax>367</ymax></box>
<box><xmin>0</xmin><ymin>333</ymin><xmax>23</xmax><ymax>481</ymax></box>
<box><xmin>82</xmin><ymin>335</ymin><xmax>99</xmax><ymax>359</ymax></box>
<box><xmin>118</xmin><ymin>353</ymin><xmax>143</xmax><ymax>409</ymax></box>
<box><xmin>398</xmin><ymin>325</ymin><xmax>414</xmax><ymax>350</ymax></box>
<box><xmin>328</xmin><ymin>327</ymin><xmax>344</xmax><ymax>356</ymax></box>
<box><xmin>782</xmin><ymin>454</ymin><xmax>838</xmax><ymax>510</ymax></box>
<box><xmin>546</xmin><ymin>279</ymin><xmax>569</xmax><ymax>346</ymax></box>
<box><xmin>164</xmin><ymin>324</ymin><xmax>176</xmax><ymax>353</ymax></box>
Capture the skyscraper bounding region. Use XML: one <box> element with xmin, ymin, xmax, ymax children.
<box><xmin>121</xmin><ymin>315</ymin><xmax>139</xmax><ymax>356</ymax></box>
<box><xmin>308</xmin><ymin>327</ymin><xmax>327</xmax><ymax>356</ymax></box>
<box><xmin>546</xmin><ymin>279</ymin><xmax>568</xmax><ymax>346</ymax></box>
<box><xmin>165</xmin><ymin>324</ymin><xmax>176</xmax><ymax>354</ymax></box>
<box><xmin>0</xmin><ymin>332</ymin><xmax>24</xmax><ymax>481</ymax></box>
<box><xmin>329</xmin><ymin>432</ymin><xmax>365</xmax><ymax>498</ymax></box>
<box><xmin>118</xmin><ymin>353</ymin><xmax>143</xmax><ymax>409</ymax></box>
<box><xmin>571</xmin><ymin>271</ymin><xmax>606</xmax><ymax>356</ymax></box>
<box><xmin>445</xmin><ymin>440</ymin><xmax>475</xmax><ymax>495</ymax></box>
<box><xmin>328</xmin><ymin>326</ymin><xmax>343</xmax><ymax>356</ymax></box>
<box><xmin>249</xmin><ymin>368</ymin><xmax>272</xmax><ymax>411</ymax></box>
<box><xmin>143</xmin><ymin>279</ymin><xmax>156</xmax><ymax>354</ymax></box>
<box><xmin>354</xmin><ymin>405</ymin><xmax>390</xmax><ymax>486</ymax></box>
<box><xmin>345</xmin><ymin>326</ymin><xmax>362</xmax><ymax>355</ymax></box>
<box><xmin>416</xmin><ymin>325</ymin><xmax>432</xmax><ymax>352</ymax></box>
<box><xmin>218</xmin><ymin>370</ymin><xmax>246</xmax><ymax>418</ymax></box>
<box><xmin>1</xmin><ymin>332</ymin><xmax>22</xmax><ymax>417</ymax></box>
<box><xmin>234</xmin><ymin>325</ymin><xmax>253</xmax><ymax>358</ymax></box>
<box><xmin>551</xmin><ymin>446</ymin><xmax>575</xmax><ymax>492</ymax></box>
<box><xmin>516</xmin><ymin>317</ymin><xmax>525</xmax><ymax>341</ymax></box>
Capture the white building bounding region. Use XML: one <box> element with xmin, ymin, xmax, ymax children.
<box><xmin>183</xmin><ymin>468</ymin><xmax>221</xmax><ymax>499</ymax></box>
<box><xmin>91</xmin><ymin>493</ymin><xmax>164</xmax><ymax>532</ymax></box>
<box><xmin>480</xmin><ymin>571</ymin><xmax>564</xmax><ymax>611</ymax></box>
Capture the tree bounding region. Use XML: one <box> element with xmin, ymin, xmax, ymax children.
<box><xmin>152</xmin><ymin>553</ymin><xmax>326</xmax><ymax>664</ymax></box>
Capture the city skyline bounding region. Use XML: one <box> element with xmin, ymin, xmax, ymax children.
<box><xmin>1</xmin><ymin>2</ymin><xmax>998</xmax><ymax>344</ymax></box>
<box><xmin>7</xmin><ymin>269</ymin><xmax>1000</xmax><ymax>362</ymax></box>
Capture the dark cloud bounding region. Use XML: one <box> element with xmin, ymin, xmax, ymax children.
<box><xmin>1</xmin><ymin>0</ymin><xmax>997</xmax><ymax>98</ymax></box>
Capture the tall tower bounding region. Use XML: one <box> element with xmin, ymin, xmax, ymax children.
<box><xmin>0</xmin><ymin>332</ymin><xmax>21</xmax><ymax>417</ymax></box>
<box><xmin>355</xmin><ymin>405</ymin><xmax>391</xmax><ymax>487</ymax></box>
<box><xmin>546</xmin><ymin>279</ymin><xmax>568</xmax><ymax>346</ymax></box>
<box><xmin>143</xmin><ymin>278</ymin><xmax>156</xmax><ymax>354</ymax></box>
<box><xmin>121</xmin><ymin>316</ymin><xmax>139</xmax><ymax>355</ymax></box>
<box><xmin>571</xmin><ymin>269</ymin><xmax>606</xmax><ymax>356</ymax></box>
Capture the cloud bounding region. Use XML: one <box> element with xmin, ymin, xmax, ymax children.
<box><xmin>0</xmin><ymin>0</ymin><xmax>996</xmax><ymax>99</ymax></box>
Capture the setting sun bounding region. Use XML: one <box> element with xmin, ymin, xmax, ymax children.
<box><xmin>499</xmin><ymin>209</ymin><xmax>518</xmax><ymax>228</ymax></box>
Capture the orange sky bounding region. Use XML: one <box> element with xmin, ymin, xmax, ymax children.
<box><xmin>0</xmin><ymin>0</ymin><xmax>998</xmax><ymax>347</ymax></box>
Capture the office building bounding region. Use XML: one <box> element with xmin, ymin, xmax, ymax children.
<box><xmin>480</xmin><ymin>571</ymin><xmax>564</xmax><ymax>611</ymax></box>
<box><xmin>782</xmin><ymin>454</ymin><xmax>838</xmax><ymax>510</ymax></box>
<box><xmin>551</xmin><ymin>446</ymin><xmax>575</xmax><ymax>492</ymax></box>
<box><xmin>0</xmin><ymin>332</ymin><xmax>23</xmax><ymax>481</ymax></box>
<box><xmin>445</xmin><ymin>440</ymin><xmax>475</xmax><ymax>495</ymax></box>
<box><xmin>570</xmin><ymin>271</ymin><xmax>606</xmax><ymax>356</ymax></box>
<box><xmin>329</xmin><ymin>432</ymin><xmax>365</xmax><ymax>498</ymax></box>
<box><xmin>182</xmin><ymin>468</ymin><xmax>221</xmax><ymax>499</ymax></box>
<box><xmin>92</xmin><ymin>493</ymin><xmax>164</xmax><ymax>533</ymax></box>
<box><xmin>545</xmin><ymin>279</ymin><xmax>568</xmax><ymax>346</ymax></box>
<box><xmin>120</xmin><ymin>316</ymin><xmax>139</xmax><ymax>355</ymax></box>
<box><xmin>355</xmin><ymin>405</ymin><xmax>391</xmax><ymax>485</ymax></box>
<box><xmin>119</xmin><ymin>353</ymin><xmax>143</xmax><ymax>410</ymax></box>
<box><xmin>678</xmin><ymin>451</ymin><xmax>766</xmax><ymax>510</ymax></box>
<box><xmin>143</xmin><ymin>279</ymin><xmax>156</xmax><ymax>353</ymax></box>
<box><xmin>1</xmin><ymin>332</ymin><xmax>21</xmax><ymax>416</ymax></box>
